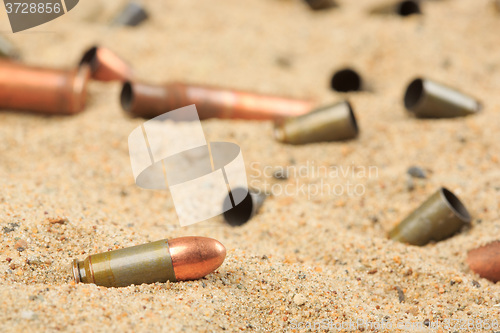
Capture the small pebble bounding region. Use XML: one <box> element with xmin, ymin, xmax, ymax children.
<box><xmin>396</xmin><ymin>286</ymin><xmax>405</xmax><ymax>303</ymax></box>
<box><xmin>293</xmin><ymin>293</ymin><xmax>306</xmax><ymax>306</ymax></box>
<box><xmin>407</xmin><ymin>166</ymin><xmax>427</xmax><ymax>179</ymax></box>
<box><xmin>15</xmin><ymin>239</ymin><xmax>28</xmax><ymax>252</ymax></box>
<box><xmin>273</xmin><ymin>169</ymin><xmax>288</xmax><ymax>180</ymax></box>
<box><xmin>20</xmin><ymin>310</ymin><xmax>38</xmax><ymax>320</ymax></box>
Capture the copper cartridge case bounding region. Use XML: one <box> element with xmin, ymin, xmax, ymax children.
<box><xmin>72</xmin><ymin>236</ymin><xmax>226</xmax><ymax>287</ymax></box>
<box><xmin>120</xmin><ymin>81</ymin><xmax>314</xmax><ymax>120</ymax></box>
<box><xmin>0</xmin><ymin>60</ymin><xmax>90</xmax><ymax>115</ymax></box>
<box><xmin>467</xmin><ymin>241</ymin><xmax>500</xmax><ymax>283</ymax></box>
<box><xmin>389</xmin><ymin>188</ymin><xmax>471</xmax><ymax>246</ymax></box>
<box><xmin>80</xmin><ymin>46</ymin><xmax>133</xmax><ymax>82</ymax></box>
<box><xmin>404</xmin><ymin>78</ymin><xmax>482</xmax><ymax>118</ymax></box>
<box><xmin>274</xmin><ymin>101</ymin><xmax>359</xmax><ymax>145</ymax></box>
<box><xmin>223</xmin><ymin>188</ymin><xmax>267</xmax><ymax>226</ymax></box>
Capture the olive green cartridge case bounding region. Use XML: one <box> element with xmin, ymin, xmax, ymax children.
<box><xmin>370</xmin><ymin>0</ymin><xmax>421</xmax><ymax>16</ymax></box>
<box><xmin>404</xmin><ymin>78</ymin><xmax>482</xmax><ymax>118</ymax></box>
<box><xmin>389</xmin><ymin>188</ymin><xmax>471</xmax><ymax>246</ymax></box>
<box><xmin>72</xmin><ymin>236</ymin><xmax>226</xmax><ymax>287</ymax></box>
<box><xmin>274</xmin><ymin>101</ymin><xmax>359</xmax><ymax>145</ymax></box>
<box><xmin>223</xmin><ymin>188</ymin><xmax>267</xmax><ymax>226</ymax></box>
<box><xmin>0</xmin><ymin>35</ymin><xmax>20</xmax><ymax>59</ymax></box>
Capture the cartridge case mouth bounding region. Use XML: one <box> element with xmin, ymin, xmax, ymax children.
<box><xmin>120</xmin><ymin>81</ymin><xmax>134</xmax><ymax>112</ymax></box>
<box><xmin>440</xmin><ymin>187</ymin><xmax>471</xmax><ymax>223</ymax></box>
<box><xmin>331</xmin><ymin>68</ymin><xmax>362</xmax><ymax>92</ymax></box>
<box><xmin>404</xmin><ymin>78</ymin><xmax>424</xmax><ymax>110</ymax></box>
<box><xmin>80</xmin><ymin>46</ymin><xmax>99</xmax><ymax>72</ymax></box>
<box><xmin>223</xmin><ymin>188</ymin><xmax>266</xmax><ymax>226</ymax></box>
<box><xmin>397</xmin><ymin>0</ymin><xmax>421</xmax><ymax>16</ymax></box>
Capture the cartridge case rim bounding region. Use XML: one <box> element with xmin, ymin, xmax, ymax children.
<box><xmin>439</xmin><ymin>187</ymin><xmax>471</xmax><ymax>223</ymax></box>
<box><xmin>120</xmin><ymin>81</ymin><xmax>134</xmax><ymax>112</ymax></box>
<box><xmin>72</xmin><ymin>259</ymin><xmax>81</xmax><ymax>283</ymax></box>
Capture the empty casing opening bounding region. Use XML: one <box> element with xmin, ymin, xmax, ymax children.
<box><xmin>79</xmin><ymin>46</ymin><xmax>99</xmax><ymax>71</ymax></box>
<box><xmin>397</xmin><ymin>0</ymin><xmax>421</xmax><ymax>16</ymax></box>
<box><xmin>223</xmin><ymin>189</ymin><xmax>253</xmax><ymax>226</ymax></box>
<box><xmin>440</xmin><ymin>187</ymin><xmax>471</xmax><ymax>223</ymax></box>
<box><xmin>120</xmin><ymin>82</ymin><xmax>134</xmax><ymax>112</ymax></box>
<box><xmin>346</xmin><ymin>101</ymin><xmax>359</xmax><ymax>135</ymax></box>
<box><xmin>331</xmin><ymin>69</ymin><xmax>362</xmax><ymax>92</ymax></box>
<box><xmin>404</xmin><ymin>78</ymin><xmax>424</xmax><ymax>110</ymax></box>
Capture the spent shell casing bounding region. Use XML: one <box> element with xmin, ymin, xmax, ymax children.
<box><xmin>274</xmin><ymin>101</ymin><xmax>359</xmax><ymax>145</ymax></box>
<box><xmin>0</xmin><ymin>35</ymin><xmax>20</xmax><ymax>59</ymax></box>
<box><xmin>404</xmin><ymin>78</ymin><xmax>482</xmax><ymax>118</ymax></box>
<box><xmin>467</xmin><ymin>241</ymin><xmax>500</xmax><ymax>283</ymax></box>
<box><xmin>303</xmin><ymin>0</ymin><xmax>337</xmax><ymax>10</ymax></box>
<box><xmin>389</xmin><ymin>188</ymin><xmax>471</xmax><ymax>246</ymax></box>
<box><xmin>111</xmin><ymin>2</ymin><xmax>149</xmax><ymax>27</ymax></box>
<box><xmin>120</xmin><ymin>81</ymin><xmax>313</xmax><ymax>120</ymax></box>
<box><xmin>72</xmin><ymin>236</ymin><xmax>226</xmax><ymax>287</ymax></box>
<box><xmin>223</xmin><ymin>188</ymin><xmax>267</xmax><ymax>226</ymax></box>
<box><xmin>369</xmin><ymin>0</ymin><xmax>421</xmax><ymax>16</ymax></box>
<box><xmin>0</xmin><ymin>60</ymin><xmax>90</xmax><ymax>115</ymax></box>
<box><xmin>80</xmin><ymin>46</ymin><xmax>133</xmax><ymax>82</ymax></box>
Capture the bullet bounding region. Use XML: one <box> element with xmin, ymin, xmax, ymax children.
<box><xmin>467</xmin><ymin>241</ymin><xmax>500</xmax><ymax>283</ymax></box>
<box><xmin>274</xmin><ymin>101</ymin><xmax>358</xmax><ymax>145</ymax></box>
<box><xmin>389</xmin><ymin>188</ymin><xmax>471</xmax><ymax>246</ymax></box>
<box><xmin>331</xmin><ymin>68</ymin><xmax>362</xmax><ymax>92</ymax></box>
<box><xmin>404</xmin><ymin>78</ymin><xmax>482</xmax><ymax>118</ymax></box>
<box><xmin>120</xmin><ymin>81</ymin><xmax>314</xmax><ymax>120</ymax></box>
<box><xmin>80</xmin><ymin>46</ymin><xmax>133</xmax><ymax>82</ymax></box>
<box><xmin>72</xmin><ymin>236</ymin><xmax>226</xmax><ymax>287</ymax></box>
<box><xmin>223</xmin><ymin>188</ymin><xmax>267</xmax><ymax>226</ymax></box>
<box><xmin>370</xmin><ymin>0</ymin><xmax>421</xmax><ymax>16</ymax></box>
<box><xmin>0</xmin><ymin>35</ymin><xmax>20</xmax><ymax>59</ymax></box>
<box><xmin>111</xmin><ymin>2</ymin><xmax>149</xmax><ymax>27</ymax></box>
<box><xmin>303</xmin><ymin>0</ymin><xmax>337</xmax><ymax>10</ymax></box>
<box><xmin>0</xmin><ymin>60</ymin><xmax>90</xmax><ymax>115</ymax></box>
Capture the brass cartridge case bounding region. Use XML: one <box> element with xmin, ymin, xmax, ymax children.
<box><xmin>274</xmin><ymin>101</ymin><xmax>358</xmax><ymax>145</ymax></box>
<box><xmin>0</xmin><ymin>60</ymin><xmax>90</xmax><ymax>115</ymax></box>
<box><xmin>72</xmin><ymin>236</ymin><xmax>226</xmax><ymax>287</ymax></box>
<box><xmin>120</xmin><ymin>81</ymin><xmax>314</xmax><ymax>120</ymax></box>
<box><xmin>389</xmin><ymin>188</ymin><xmax>471</xmax><ymax>246</ymax></box>
<box><xmin>223</xmin><ymin>188</ymin><xmax>267</xmax><ymax>226</ymax></box>
<box><xmin>112</xmin><ymin>2</ymin><xmax>148</xmax><ymax>27</ymax></box>
<box><xmin>80</xmin><ymin>46</ymin><xmax>133</xmax><ymax>82</ymax></box>
<box><xmin>467</xmin><ymin>241</ymin><xmax>500</xmax><ymax>283</ymax></box>
<box><xmin>404</xmin><ymin>78</ymin><xmax>482</xmax><ymax>118</ymax></box>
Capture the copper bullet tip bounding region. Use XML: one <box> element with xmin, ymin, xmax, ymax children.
<box><xmin>169</xmin><ymin>236</ymin><xmax>226</xmax><ymax>281</ymax></box>
<box><xmin>80</xmin><ymin>46</ymin><xmax>133</xmax><ymax>82</ymax></box>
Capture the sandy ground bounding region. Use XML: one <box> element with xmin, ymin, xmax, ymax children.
<box><xmin>1</xmin><ymin>0</ymin><xmax>500</xmax><ymax>332</ymax></box>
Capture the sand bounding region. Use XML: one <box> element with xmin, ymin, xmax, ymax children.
<box><xmin>0</xmin><ymin>0</ymin><xmax>499</xmax><ymax>332</ymax></box>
